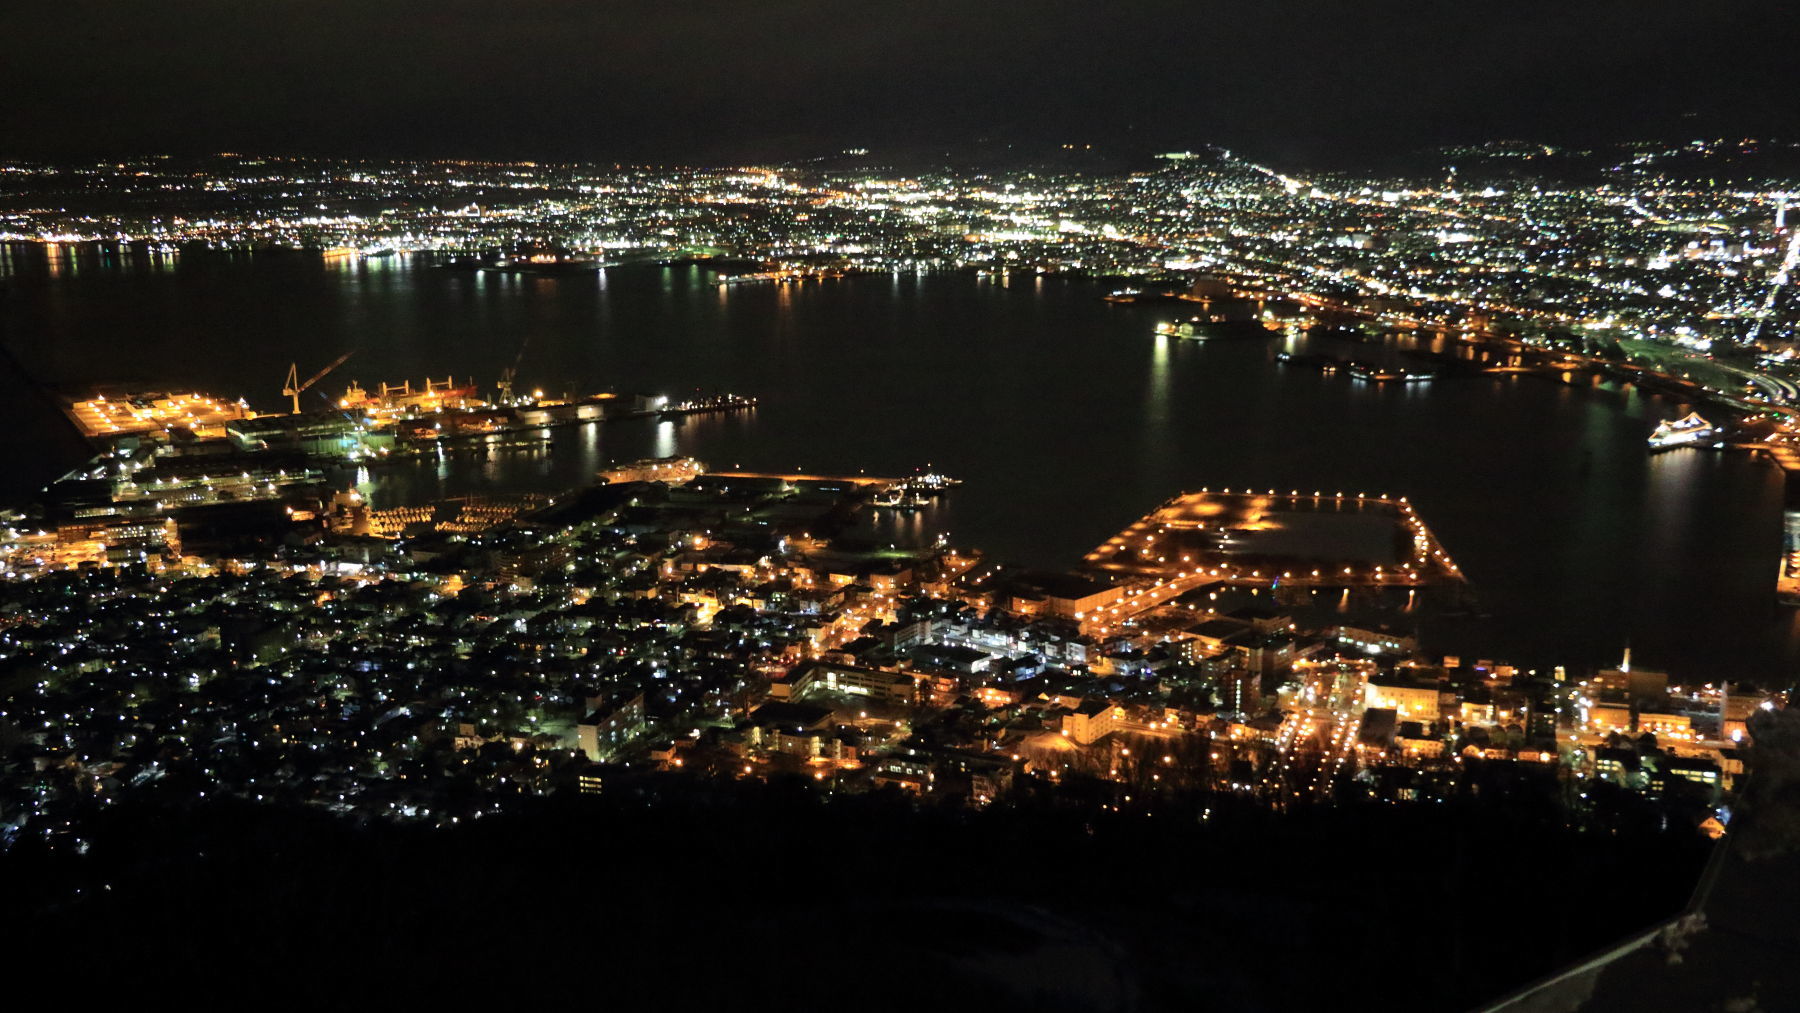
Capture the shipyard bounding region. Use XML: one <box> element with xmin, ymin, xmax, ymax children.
<box><xmin>0</xmin><ymin>355</ymin><xmax>761</xmax><ymax>579</ymax></box>
<box><xmin>60</xmin><ymin>359</ymin><xmax>758</xmax><ymax>462</ymax></box>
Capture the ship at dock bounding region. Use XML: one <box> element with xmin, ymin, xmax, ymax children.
<box><xmin>714</xmin><ymin>267</ymin><xmax>850</xmax><ymax>286</ymax></box>
<box><xmin>433</xmin><ymin>250</ymin><xmax>602</xmax><ymax>275</ymax></box>
<box><xmin>869</xmin><ymin>470</ymin><xmax>961</xmax><ymax>508</ymax></box>
<box><xmin>1648</xmin><ymin>412</ymin><xmax>1719</xmax><ymax>451</ymax></box>
<box><xmin>870</xmin><ymin>487</ymin><xmax>933</xmax><ymax>509</ymax></box>
<box><xmin>339</xmin><ymin>377</ymin><xmax>484</xmax><ymax>417</ymax></box>
<box><xmin>1156</xmin><ymin>319</ymin><xmax>1217</xmax><ymax>340</ymax></box>
<box><xmin>1347</xmin><ymin>362</ymin><xmax>1435</xmax><ymax>384</ymax></box>
<box><xmin>480</xmin><ymin>252</ymin><xmax>601</xmax><ymax>275</ymax></box>
<box><xmin>1156</xmin><ymin>314</ymin><xmax>1274</xmax><ymax>340</ymax></box>
<box><xmin>657</xmin><ymin>392</ymin><xmax>758</xmax><ymax>418</ymax></box>
<box><xmin>1275</xmin><ymin>351</ymin><xmax>1434</xmax><ymax>383</ymax></box>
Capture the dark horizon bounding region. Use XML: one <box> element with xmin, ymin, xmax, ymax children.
<box><xmin>5</xmin><ymin>0</ymin><xmax>1798</xmax><ymax>169</ymax></box>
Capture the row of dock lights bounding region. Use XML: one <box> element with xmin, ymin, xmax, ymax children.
<box><xmin>1090</xmin><ymin>489</ymin><xmax>1457</xmax><ymax>585</ymax></box>
<box><xmin>1198</xmin><ymin>487</ymin><xmax>1395</xmax><ymax>501</ymax></box>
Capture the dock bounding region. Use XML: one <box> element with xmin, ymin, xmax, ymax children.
<box><xmin>705</xmin><ymin>471</ymin><xmax>902</xmax><ymax>487</ymax></box>
<box><xmin>1084</xmin><ymin>488</ymin><xmax>1464</xmax><ymax>588</ymax></box>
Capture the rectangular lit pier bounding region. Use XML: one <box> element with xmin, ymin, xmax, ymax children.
<box><xmin>1083</xmin><ymin>489</ymin><xmax>1464</xmax><ymax>587</ymax></box>
<box><xmin>704</xmin><ymin>471</ymin><xmax>899</xmax><ymax>487</ymax></box>
<box><xmin>65</xmin><ymin>391</ymin><xmax>250</xmax><ymax>440</ymax></box>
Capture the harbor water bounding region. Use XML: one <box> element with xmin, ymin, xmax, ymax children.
<box><xmin>1</xmin><ymin>243</ymin><xmax>1795</xmax><ymax>682</ymax></box>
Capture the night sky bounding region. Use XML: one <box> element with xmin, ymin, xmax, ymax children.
<box><xmin>3</xmin><ymin>0</ymin><xmax>1798</xmax><ymax>166</ymax></box>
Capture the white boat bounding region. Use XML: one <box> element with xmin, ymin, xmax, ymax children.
<box><xmin>1648</xmin><ymin>412</ymin><xmax>1717</xmax><ymax>451</ymax></box>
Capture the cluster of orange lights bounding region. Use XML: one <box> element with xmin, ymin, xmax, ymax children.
<box><xmin>1083</xmin><ymin>488</ymin><xmax>1462</xmax><ymax>593</ymax></box>
<box><xmin>69</xmin><ymin>392</ymin><xmax>248</xmax><ymax>438</ymax></box>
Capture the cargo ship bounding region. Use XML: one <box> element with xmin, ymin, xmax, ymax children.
<box><xmin>716</xmin><ymin>270</ymin><xmax>784</xmax><ymax>286</ymax></box>
<box><xmin>1347</xmin><ymin>362</ymin><xmax>1435</xmax><ymax>384</ymax></box>
<box><xmin>657</xmin><ymin>393</ymin><xmax>758</xmax><ymax>418</ymax></box>
<box><xmin>339</xmin><ymin>377</ymin><xmax>484</xmax><ymax>418</ymax></box>
<box><xmin>1106</xmin><ymin>288</ymin><xmax>1188</xmax><ymax>304</ymax></box>
<box><xmin>1275</xmin><ymin>351</ymin><xmax>1340</xmax><ymax>374</ymax></box>
<box><xmin>1157</xmin><ymin>314</ymin><xmax>1270</xmax><ymax>339</ymax></box>
<box><xmin>1156</xmin><ymin>319</ymin><xmax>1216</xmax><ymax>339</ymax></box>
<box><xmin>480</xmin><ymin>254</ymin><xmax>601</xmax><ymax>275</ymax></box>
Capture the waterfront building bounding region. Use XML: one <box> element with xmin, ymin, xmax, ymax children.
<box><xmin>1365</xmin><ymin>675</ymin><xmax>1443</xmax><ymax>722</ymax></box>
<box><xmin>1007</xmin><ymin>572</ymin><xmax>1123</xmax><ymax>620</ymax></box>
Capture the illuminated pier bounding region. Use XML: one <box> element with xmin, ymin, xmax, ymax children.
<box><xmin>705</xmin><ymin>471</ymin><xmax>899</xmax><ymax>487</ymax></box>
<box><xmin>1083</xmin><ymin>488</ymin><xmax>1464</xmax><ymax>589</ymax></box>
<box><xmin>66</xmin><ymin>391</ymin><xmax>252</xmax><ymax>440</ymax></box>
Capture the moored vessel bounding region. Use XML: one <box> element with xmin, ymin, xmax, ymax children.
<box><xmin>1648</xmin><ymin>412</ymin><xmax>1718</xmax><ymax>451</ymax></box>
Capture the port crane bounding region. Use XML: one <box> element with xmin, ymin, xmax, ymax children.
<box><xmin>496</xmin><ymin>330</ymin><xmax>534</xmax><ymax>405</ymax></box>
<box><xmin>283</xmin><ymin>351</ymin><xmax>355</xmax><ymax>414</ymax></box>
